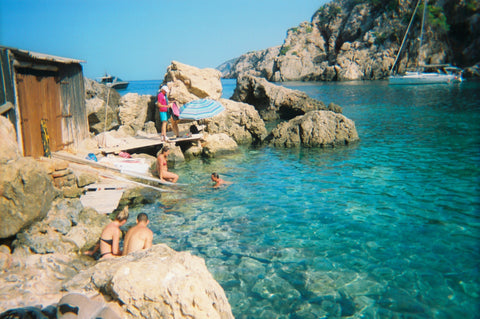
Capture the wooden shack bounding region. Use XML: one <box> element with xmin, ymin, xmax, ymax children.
<box><xmin>0</xmin><ymin>46</ymin><xmax>89</xmax><ymax>158</ymax></box>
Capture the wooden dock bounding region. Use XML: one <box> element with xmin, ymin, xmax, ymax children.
<box><xmin>100</xmin><ymin>133</ymin><xmax>203</xmax><ymax>154</ymax></box>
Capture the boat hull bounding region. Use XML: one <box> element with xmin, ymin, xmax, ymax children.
<box><xmin>107</xmin><ymin>81</ymin><xmax>129</xmax><ymax>90</ymax></box>
<box><xmin>389</xmin><ymin>72</ymin><xmax>461</xmax><ymax>85</ymax></box>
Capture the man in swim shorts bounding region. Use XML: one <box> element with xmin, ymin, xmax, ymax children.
<box><xmin>122</xmin><ymin>213</ymin><xmax>153</xmax><ymax>255</ymax></box>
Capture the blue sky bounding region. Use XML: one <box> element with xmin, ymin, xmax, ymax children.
<box><xmin>1</xmin><ymin>0</ymin><xmax>329</xmax><ymax>80</ymax></box>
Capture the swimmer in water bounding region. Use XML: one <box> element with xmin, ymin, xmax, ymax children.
<box><xmin>211</xmin><ymin>172</ymin><xmax>231</xmax><ymax>188</ymax></box>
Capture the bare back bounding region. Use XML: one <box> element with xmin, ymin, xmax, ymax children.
<box><xmin>122</xmin><ymin>223</ymin><xmax>153</xmax><ymax>255</ymax></box>
<box><xmin>99</xmin><ymin>221</ymin><xmax>122</xmax><ymax>258</ymax></box>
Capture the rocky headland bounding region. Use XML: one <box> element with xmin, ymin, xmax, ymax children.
<box><xmin>219</xmin><ymin>0</ymin><xmax>480</xmax><ymax>81</ymax></box>
<box><xmin>0</xmin><ymin>60</ymin><xmax>359</xmax><ymax>317</ymax></box>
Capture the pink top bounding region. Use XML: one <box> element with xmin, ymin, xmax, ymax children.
<box><xmin>158</xmin><ymin>92</ymin><xmax>168</xmax><ymax>112</ymax></box>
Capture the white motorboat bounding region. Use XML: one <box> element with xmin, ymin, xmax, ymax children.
<box><xmin>97</xmin><ymin>73</ymin><xmax>129</xmax><ymax>90</ymax></box>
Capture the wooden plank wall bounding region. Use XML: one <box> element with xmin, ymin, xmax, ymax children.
<box><xmin>0</xmin><ymin>49</ymin><xmax>17</xmax><ymax>123</ymax></box>
<box><xmin>59</xmin><ymin>64</ymin><xmax>89</xmax><ymax>150</ymax></box>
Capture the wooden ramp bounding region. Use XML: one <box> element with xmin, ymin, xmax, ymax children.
<box><xmin>53</xmin><ymin>152</ymin><xmax>184</xmax><ymax>187</ymax></box>
<box><xmin>100</xmin><ymin>133</ymin><xmax>203</xmax><ymax>154</ymax></box>
<box><xmin>80</xmin><ymin>183</ymin><xmax>129</xmax><ymax>214</ymax></box>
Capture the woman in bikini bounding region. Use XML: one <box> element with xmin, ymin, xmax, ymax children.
<box><xmin>84</xmin><ymin>206</ymin><xmax>129</xmax><ymax>259</ymax></box>
<box><xmin>157</xmin><ymin>146</ymin><xmax>179</xmax><ymax>183</ymax></box>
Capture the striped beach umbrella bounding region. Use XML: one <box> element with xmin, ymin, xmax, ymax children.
<box><xmin>179</xmin><ymin>99</ymin><xmax>225</xmax><ymax>120</ymax></box>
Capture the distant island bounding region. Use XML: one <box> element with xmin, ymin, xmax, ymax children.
<box><xmin>218</xmin><ymin>0</ymin><xmax>480</xmax><ymax>81</ymax></box>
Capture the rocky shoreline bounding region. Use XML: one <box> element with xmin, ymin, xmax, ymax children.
<box><xmin>219</xmin><ymin>0</ymin><xmax>480</xmax><ymax>81</ymax></box>
<box><xmin>0</xmin><ymin>61</ymin><xmax>359</xmax><ymax>318</ymax></box>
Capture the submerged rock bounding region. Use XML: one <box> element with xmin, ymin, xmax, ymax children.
<box><xmin>267</xmin><ymin>110</ymin><xmax>359</xmax><ymax>148</ymax></box>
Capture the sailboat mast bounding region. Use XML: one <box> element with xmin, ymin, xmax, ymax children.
<box><xmin>389</xmin><ymin>0</ymin><xmax>422</xmax><ymax>74</ymax></box>
<box><xmin>418</xmin><ymin>0</ymin><xmax>428</xmax><ymax>69</ymax></box>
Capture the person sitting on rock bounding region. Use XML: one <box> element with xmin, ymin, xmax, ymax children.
<box><xmin>157</xmin><ymin>146</ymin><xmax>179</xmax><ymax>183</ymax></box>
<box><xmin>84</xmin><ymin>206</ymin><xmax>129</xmax><ymax>259</ymax></box>
<box><xmin>122</xmin><ymin>213</ymin><xmax>153</xmax><ymax>255</ymax></box>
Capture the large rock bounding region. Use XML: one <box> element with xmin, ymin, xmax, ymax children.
<box><xmin>0</xmin><ymin>250</ymin><xmax>95</xmax><ymax>313</ymax></box>
<box><xmin>119</xmin><ymin>93</ymin><xmax>156</xmax><ymax>133</ymax></box>
<box><xmin>202</xmin><ymin>133</ymin><xmax>239</xmax><ymax>158</ymax></box>
<box><xmin>164</xmin><ymin>61</ymin><xmax>223</xmax><ymax>102</ymax></box>
<box><xmin>13</xmin><ymin>198</ymin><xmax>110</xmax><ymax>254</ymax></box>
<box><xmin>205</xmin><ymin>98</ymin><xmax>267</xmax><ymax>144</ymax></box>
<box><xmin>272</xmin><ymin>21</ymin><xmax>328</xmax><ymax>81</ymax></box>
<box><xmin>64</xmin><ymin>244</ymin><xmax>234</xmax><ymax>319</ymax></box>
<box><xmin>220</xmin><ymin>46</ymin><xmax>282</xmax><ymax>81</ymax></box>
<box><xmin>0</xmin><ymin>157</ymin><xmax>58</xmax><ymax>239</ymax></box>
<box><xmin>267</xmin><ymin>110</ymin><xmax>359</xmax><ymax>148</ymax></box>
<box><xmin>86</xmin><ymin>97</ymin><xmax>119</xmax><ymax>134</ymax></box>
<box><xmin>85</xmin><ymin>78</ymin><xmax>122</xmax><ymax>134</ymax></box>
<box><xmin>0</xmin><ymin>115</ymin><xmax>20</xmax><ymax>164</ymax></box>
<box><xmin>232</xmin><ymin>75</ymin><xmax>335</xmax><ymax>121</ymax></box>
<box><xmin>84</xmin><ymin>78</ymin><xmax>121</xmax><ymax>108</ymax></box>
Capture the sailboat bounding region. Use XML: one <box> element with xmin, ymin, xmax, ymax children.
<box><xmin>388</xmin><ymin>0</ymin><xmax>463</xmax><ymax>85</ymax></box>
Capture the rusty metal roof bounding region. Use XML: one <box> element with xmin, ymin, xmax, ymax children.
<box><xmin>1</xmin><ymin>46</ymin><xmax>85</xmax><ymax>64</ymax></box>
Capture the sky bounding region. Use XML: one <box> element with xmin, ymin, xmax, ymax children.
<box><xmin>0</xmin><ymin>0</ymin><xmax>330</xmax><ymax>81</ymax></box>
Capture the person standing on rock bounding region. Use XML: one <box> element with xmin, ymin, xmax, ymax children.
<box><xmin>84</xmin><ymin>206</ymin><xmax>129</xmax><ymax>259</ymax></box>
<box><xmin>123</xmin><ymin>213</ymin><xmax>153</xmax><ymax>255</ymax></box>
<box><xmin>157</xmin><ymin>146</ymin><xmax>179</xmax><ymax>183</ymax></box>
<box><xmin>157</xmin><ymin>85</ymin><xmax>170</xmax><ymax>142</ymax></box>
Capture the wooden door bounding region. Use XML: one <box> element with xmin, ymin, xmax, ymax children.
<box><xmin>16</xmin><ymin>69</ymin><xmax>63</xmax><ymax>157</ymax></box>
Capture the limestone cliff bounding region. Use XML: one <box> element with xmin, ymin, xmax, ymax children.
<box><xmin>220</xmin><ymin>0</ymin><xmax>480</xmax><ymax>81</ymax></box>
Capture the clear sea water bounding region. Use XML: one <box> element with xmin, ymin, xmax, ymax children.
<box><xmin>122</xmin><ymin>79</ymin><xmax>480</xmax><ymax>318</ymax></box>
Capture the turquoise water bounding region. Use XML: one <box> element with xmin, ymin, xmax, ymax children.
<box><xmin>126</xmin><ymin>80</ymin><xmax>480</xmax><ymax>318</ymax></box>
